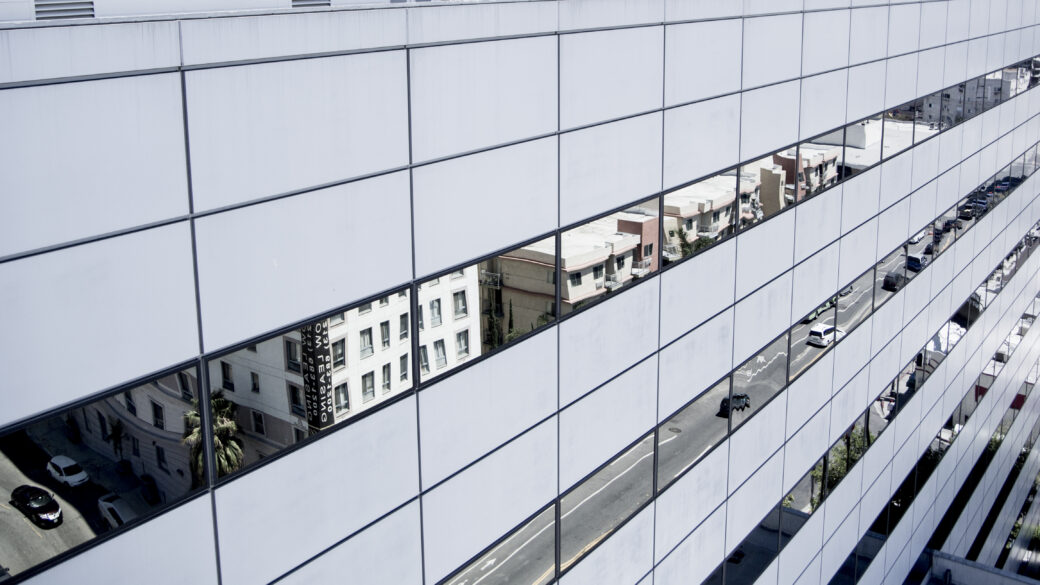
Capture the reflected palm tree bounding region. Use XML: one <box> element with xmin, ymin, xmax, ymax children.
<box><xmin>183</xmin><ymin>391</ymin><xmax>244</xmax><ymax>485</ymax></box>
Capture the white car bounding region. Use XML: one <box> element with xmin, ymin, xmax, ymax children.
<box><xmin>807</xmin><ymin>324</ymin><xmax>846</xmax><ymax>347</ymax></box>
<box><xmin>909</xmin><ymin>230</ymin><xmax>926</xmax><ymax>244</ymax></box>
<box><xmin>97</xmin><ymin>493</ymin><xmax>138</xmax><ymax>529</ymax></box>
<box><xmin>47</xmin><ymin>455</ymin><xmax>89</xmax><ymax>487</ymax></box>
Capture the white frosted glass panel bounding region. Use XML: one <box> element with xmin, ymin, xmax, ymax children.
<box><xmin>187</xmin><ymin>51</ymin><xmax>409</xmax><ymax>211</ymax></box>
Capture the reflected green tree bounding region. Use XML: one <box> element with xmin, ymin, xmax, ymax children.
<box><xmin>183</xmin><ymin>391</ymin><xmax>244</xmax><ymax>486</ymax></box>
<box><xmin>692</xmin><ymin>236</ymin><xmax>715</xmax><ymax>252</ymax></box>
<box><xmin>676</xmin><ymin>227</ymin><xmax>693</xmax><ymax>257</ymax></box>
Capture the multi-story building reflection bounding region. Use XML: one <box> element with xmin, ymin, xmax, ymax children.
<box><xmin>72</xmin><ymin>371</ymin><xmax>198</xmax><ymax>502</ymax></box>
<box><xmin>211</xmin><ymin>291</ymin><xmax>420</xmax><ymax>466</ymax></box>
<box><xmin>739</xmin><ymin>154</ymin><xmax>791</xmax><ymax>224</ymax></box>
<box><xmin>559</xmin><ymin>204</ymin><xmax>658</xmax><ymax>314</ymax></box>
<box><xmin>662</xmin><ymin>172</ymin><xmax>737</xmax><ymax>261</ymax></box>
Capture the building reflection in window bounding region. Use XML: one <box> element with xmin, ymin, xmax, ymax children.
<box><xmin>0</xmin><ymin>367</ymin><xmax>204</xmax><ymax>579</ymax></box>
<box><xmin>418</xmin><ymin>236</ymin><xmax>558</xmax><ymax>382</ymax></box>
<box><xmin>797</xmin><ymin>130</ymin><xmax>844</xmax><ymax>201</ymax></box>
<box><xmin>882</xmin><ymin>101</ymin><xmax>916</xmax><ymax>159</ymax></box>
<box><xmin>209</xmin><ymin>289</ymin><xmax>411</xmax><ymax>476</ymax></box>
<box><xmin>662</xmin><ymin>170</ymin><xmax>737</xmax><ymax>265</ymax></box>
<box><xmin>560</xmin><ymin>199</ymin><xmax>658</xmax><ymax>315</ymax></box>
<box><xmin>738</xmin><ymin>146</ymin><xmax>797</xmax><ymax>228</ymax></box>
<box><xmin>840</xmin><ymin>114</ymin><xmax>883</xmax><ymax>180</ymax></box>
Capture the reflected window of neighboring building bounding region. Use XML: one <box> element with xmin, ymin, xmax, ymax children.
<box><xmin>380</xmin><ymin>321</ymin><xmax>391</xmax><ymax>348</ymax></box>
<box><xmin>334</xmin><ymin>383</ymin><xmax>349</xmax><ymax>413</ymax></box>
<box><xmin>593</xmin><ymin>265</ymin><xmax>604</xmax><ymax>279</ymax></box>
<box><xmin>418</xmin><ymin>306</ymin><xmax>425</xmax><ymax>331</ymax></box>
<box><xmin>379</xmin><ymin>296</ymin><xmax>389</xmax><ymax>307</ymax></box>
<box><xmin>453</xmin><ymin>291</ymin><xmax>468</xmax><ymax>318</ymax></box>
<box><xmin>381</xmin><ymin>364</ymin><xmax>391</xmax><ymax>392</ymax></box>
<box><xmin>288</xmin><ymin>384</ymin><xmax>305</xmax><ymax>417</ymax></box>
<box><xmin>362</xmin><ymin>372</ymin><xmax>375</xmax><ymax>401</ymax></box>
<box><xmin>451</xmin><ymin>269</ymin><xmax>465</xmax><ymax>279</ymax></box>
<box><xmin>330</xmin><ymin>312</ymin><xmax>345</xmax><ymax>325</ymax></box>
<box><xmin>419</xmin><ymin>345</ymin><xmax>430</xmax><ymax>374</ymax></box>
<box><xmin>220</xmin><ymin>361</ymin><xmax>234</xmax><ymax>391</ymax></box>
<box><xmin>124</xmin><ymin>391</ymin><xmax>136</xmax><ymax>415</ymax></box>
<box><xmin>332</xmin><ymin>339</ymin><xmax>346</xmax><ymax>368</ymax></box>
<box><xmin>151</xmin><ymin>401</ymin><xmax>165</xmax><ymax>430</ymax></box>
<box><xmin>616</xmin><ymin>257</ymin><xmax>625</xmax><ymax>269</ymax></box>
<box><xmin>434</xmin><ymin>340</ymin><xmax>447</xmax><ymax>368</ymax></box>
<box><xmin>131</xmin><ymin>436</ymin><xmax>140</xmax><ymax>457</ymax></box>
<box><xmin>400</xmin><ymin>313</ymin><xmax>409</xmax><ymax>339</ymax></box>
<box><xmin>431</xmin><ymin>299</ymin><xmax>443</xmax><ymax>327</ymax></box>
<box><xmin>360</xmin><ymin>328</ymin><xmax>374</xmax><ymax>358</ymax></box>
<box><xmin>156</xmin><ymin>445</ymin><xmax>168</xmax><ymax>471</ymax></box>
<box><xmin>359</xmin><ymin>302</ymin><xmax>372</xmax><ymax>314</ymax></box>
<box><xmin>250</xmin><ymin>372</ymin><xmax>260</xmax><ymax>393</ymax></box>
<box><xmin>285</xmin><ymin>339</ymin><xmax>301</xmax><ymax>373</ymax></box>
<box><xmin>251</xmin><ymin>411</ymin><xmax>265</xmax><ymax>436</ymax></box>
<box><xmin>400</xmin><ymin>354</ymin><xmax>409</xmax><ymax>381</ymax></box>
<box><xmin>177</xmin><ymin>371</ymin><xmax>192</xmax><ymax>401</ymax></box>
<box><xmin>569</xmin><ymin>272</ymin><xmax>582</xmax><ymax>287</ymax></box>
<box><xmin>456</xmin><ymin>330</ymin><xmax>470</xmax><ymax>358</ymax></box>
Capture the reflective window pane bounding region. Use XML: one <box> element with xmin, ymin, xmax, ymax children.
<box><xmin>561</xmin><ymin>199</ymin><xmax>658</xmax><ymax>315</ymax></box>
<box><xmin>826</xmin><ymin>415</ymin><xmax>869</xmax><ymax>497</ymax></box>
<box><xmin>889</xmin><ymin>361</ymin><xmax>917</xmax><ymax>417</ymax></box>
<box><xmin>211</xmin><ymin>290</ymin><xmax>411</xmax><ymax>476</ymax></box>
<box><xmin>663</xmin><ymin>172</ymin><xmax>737</xmax><ymax>265</ymax></box>
<box><xmin>420</xmin><ymin>237</ymin><xmax>556</xmax><ymax>382</ymax></box>
<box><xmin>931</xmin><ymin>206</ymin><xmax>959</xmax><ymax>257</ymax></box>
<box><xmin>657</xmin><ymin>378</ymin><xmax>730</xmax><ymax>492</ymax></box>
<box><xmin>738</xmin><ymin>147</ymin><xmax>796</xmax><ymax>228</ymax></box>
<box><xmin>882</xmin><ymin>102</ymin><xmax>915</xmax><ymax>159</ymax></box>
<box><xmin>0</xmin><ymin>368</ymin><xmax>203</xmax><ymax>579</ymax></box>
<box><xmin>841</xmin><ymin>114</ymin><xmax>883</xmax><ymax>179</ymax></box>
<box><xmin>797</xmin><ymin>130</ymin><xmax>844</xmax><ymax>201</ymax></box>
<box><xmin>724</xmin><ymin>505</ymin><xmax>780</xmax><ymax>584</ymax></box>
<box><xmin>780</xmin><ymin>457</ymin><xmax>825</xmax><ymax>550</ymax></box>
<box><xmin>445</xmin><ymin>506</ymin><xmax>555</xmax><ymax>585</ymax></box>
<box><xmin>940</xmin><ymin>84</ymin><xmax>965</xmax><ymax>129</ymax></box>
<box><xmin>912</xmin><ymin>91</ymin><xmax>942</xmax><ymax>145</ymax></box>
<box><xmin>866</xmin><ymin>390</ymin><xmax>892</xmax><ymax>445</ymax></box>
<box><xmin>836</xmin><ymin>268</ymin><xmax>874</xmax><ymax>333</ymax></box>
<box><xmin>730</xmin><ymin>333</ymin><xmax>789</xmax><ymax>429</ymax></box>
<box><xmin>963</xmin><ymin>77</ymin><xmax>984</xmax><ymax>119</ymax></box>
<box><xmin>561</xmin><ymin>433</ymin><xmax>654</xmax><ymax>572</ymax></box>
<box><xmin>874</xmin><ymin>247</ymin><xmax>905</xmax><ymax>308</ymax></box>
<box><xmin>789</xmin><ymin>300</ymin><xmax>838</xmax><ymax>382</ymax></box>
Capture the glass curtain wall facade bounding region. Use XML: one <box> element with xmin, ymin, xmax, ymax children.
<box><xmin>5</xmin><ymin>1</ymin><xmax>1040</xmax><ymax>585</ymax></box>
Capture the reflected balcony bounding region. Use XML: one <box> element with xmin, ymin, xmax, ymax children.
<box><xmin>631</xmin><ymin>258</ymin><xmax>652</xmax><ymax>277</ymax></box>
<box><xmin>662</xmin><ymin>244</ymin><xmax>682</xmax><ymax>263</ymax></box>
<box><xmin>697</xmin><ymin>221</ymin><xmax>721</xmax><ymax>240</ymax></box>
<box><xmin>604</xmin><ymin>274</ymin><xmax>623</xmax><ymax>291</ymax></box>
<box><xmin>479</xmin><ymin>269</ymin><xmax>501</xmax><ymax>289</ymax></box>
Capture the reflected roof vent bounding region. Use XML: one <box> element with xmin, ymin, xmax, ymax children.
<box><xmin>293</xmin><ymin>0</ymin><xmax>331</xmax><ymax>6</ymax></box>
<box><xmin>35</xmin><ymin>0</ymin><xmax>94</xmax><ymax>19</ymax></box>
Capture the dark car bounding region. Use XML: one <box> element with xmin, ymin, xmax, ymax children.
<box><xmin>720</xmin><ymin>393</ymin><xmax>751</xmax><ymax>415</ymax></box>
<box><xmin>943</xmin><ymin>218</ymin><xmax>964</xmax><ymax>231</ymax></box>
<box><xmin>958</xmin><ymin>207</ymin><xmax>976</xmax><ymax>220</ymax></box>
<box><xmin>882</xmin><ymin>272</ymin><xmax>907</xmax><ymax>292</ymax></box>
<box><xmin>10</xmin><ymin>485</ymin><xmax>62</xmax><ymax>528</ymax></box>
